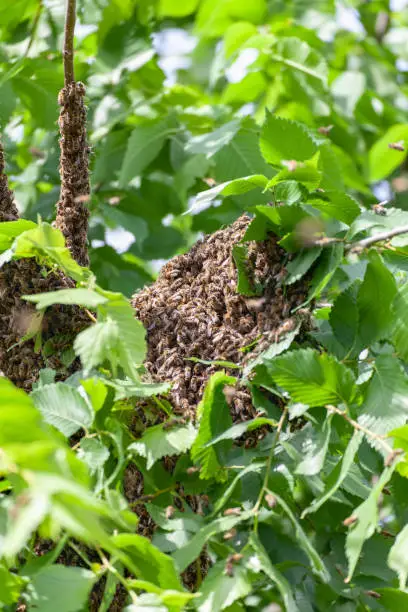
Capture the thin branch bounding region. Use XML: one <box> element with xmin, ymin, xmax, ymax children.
<box><xmin>64</xmin><ymin>0</ymin><xmax>76</xmax><ymax>86</ymax></box>
<box><xmin>253</xmin><ymin>406</ymin><xmax>288</xmax><ymax>518</ymax></box>
<box><xmin>326</xmin><ymin>404</ymin><xmax>394</xmax><ymax>455</ymax></box>
<box><xmin>24</xmin><ymin>0</ymin><xmax>43</xmax><ymax>58</ymax></box>
<box><xmin>347</xmin><ymin>224</ymin><xmax>408</xmax><ymax>252</ymax></box>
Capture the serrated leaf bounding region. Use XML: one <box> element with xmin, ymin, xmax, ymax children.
<box><xmin>173</xmin><ymin>511</ymin><xmax>253</xmax><ymax>572</ymax></box>
<box><xmin>250</xmin><ymin>534</ymin><xmax>299</xmax><ymax>612</ymax></box>
<box><xmin>266</xmin><ymin>348</ymin><xmax>356</xmax><ymax>406</ymax></box>
<box><xmin>205</xmin><ymin>417</ymin><xmax>277</xmax><ymax>446</ymax></box>
<box><xmin>23</xmin><ymin>288</ymin><xmax>107</xmax><ymax>310</ymax></box>
<box><xmin>27</xmin><ymin>565</ymin><xmax>97</xmax><ymax>612</ymax></box>
<box><xmin>388</xmin><ymin>523</ymin><xmax>408</xmax><ymax>589</ymax></box>
<box><xmin>345</xmin><ymin>463</ymin><xmax>399</xmax><ymax>582</ymax></box>
<box><xmin>78</xmin><ymin>438</ymin><xmax>109</xmax><ymax>473</ymax></box>
<box><xmin>191</xmin><ymin>372</ymin><xmax>236</xmax><ymax>480</ymax></box>
<box><xmin>307</xmin><ymin>244</ymin><xmax>343</xmax><ymax>302</ymax></box>
<box><xmin>357</xmin><ymin>251</ymin><xmax>397</xmax><ymax>346</ymax></box>
<box><xmin>0</xmin><ymin>565</ymin><xmax>23</xmax><ymax>604</ymax></box>
<box><xmin>309</xmin><ymin>191</ymin><xmax>361</xmax><ymax>225</ymax></box>
<box><xmin>260</xmin><ymin>112</ymin><xmax>317</xmax><ymax>166</ymax></box>
<box><xmin>244</xmin><ymin>319</ymin><xmax>302</xmax><ymax>376</ymax></box>
<box><xmin>369</xmin><ymin>124</ymin><xmax>408</xmax><ymax>182</ymax></box>
<box><xmin>188</xmin><ymin>175</ymin><xmax>268</xmax><ymax>215</ymax></box>
<box><xmin>185</xmin><ymin>120</ymin><xmax>240</xmax><ymax>157</ymax></box>
<box><xmin>232</xmin><ymin>243</ymin><xmax>263</xmax><ymax>297</ymax></box>
<box><xmin>272</xmin><ymin>37</ymin><xmax>327</xmax><ymax>83</ymax></box>
<box><xmin>295</xmin><ymin>416</ymin><xmax>333</xmax><ymax>476</ymax></box>
<box><xmin>358</xmin><ymin>355</ymin><xmax>408</xmax><ymax>451</ymax></box>
<box><xmin>392</xmin><ymin>283</ymin><xmax>408</xmax><ymax>361</ymax></box>
<box><xmin>129</xmin><ymin>422</ymin><xmax>197</xmax><ymax>469</ymax></box>
<box><xmin>112</xmin><ymin>533</ymin><xmax>182</xmax><ymax>590</ymax></box>
<box><xmin>14</xmin><ymin>222</ymin><xmax>87</xmax><ymax>283</ymax></box>
<box><xmin>74</xmin><ymin>297</ymin><xmax>146</xmax><ymax>379</ymax></box>
<box><xmin>329</xmin><ymin>283</ymin><xmax>360</xmax><ymax>353</ymax></box>
<box><xmin>272</xmin><ymin>493</ymin><xmax>329</xmax><ymax>581</ymax></box>
<box><xmin>302</xmin><ymin>430</ymin><xmax>364</xmax><ymax>517</ymax></box>
<box><xmin>119</xmin><ymin>117</ymin><xmax>176</xmax><ymax>187</ymax></box>
<box><xmin>32</xmin><ymin>382</ymin><xmax>94</xmax><ymax>437</ymax></box>
<box><xmin>286</xmin><ymin>248</ymin><xmax>321</xmax><ymax>285</ymax></box>
<box><xmin>195</xmin><ymin>560</ymin><xmax>252</xmax><ymax>612</ymax></box>
<box><xmin>266</xmin><ymin>164</ymin><xmax>322</xmax><ymax>191</ymax></box>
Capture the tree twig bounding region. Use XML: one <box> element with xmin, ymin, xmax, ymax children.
<box><xmin>64</xmin><ymin>0</ymin><xmax>76</xmax><ymax>86</ymax></box>
<box><xmin>326</xmin><ymin>404</ymin><xmax>394</xmax><ymax>455</ymax></box>
<box><xmin>347</xmin><ymin>224</ymin><xmax>408</xmax><ymax>252</ymax></box>
<box><xmin>25</xmin><ymin>0</ymin><xmax>43</xmax><ymax>58</ymax></box>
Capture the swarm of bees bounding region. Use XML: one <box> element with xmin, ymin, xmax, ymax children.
<box><xmin>55</xmin><ymin>81</ymin><xmax>91</xmax><ymax>268</ymax></box>
<box><xmin>0</xmin><ymin>81</ymin><xmax>91</xmax><ymax>390</ymax></box>
<box><xmin>133</xmin><ymin>215</ymin><xmax>308</xmax><ymax>422</ymax></box>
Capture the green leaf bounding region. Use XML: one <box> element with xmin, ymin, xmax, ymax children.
<box><xmin>32</xmin><ymin>382</ymin><xmax>94</xmax><ymax>437</ymax></box>
<box><xmin>173</xmin><ymin>511</ymin><xmax>253</xmax><ymax>572</ymax></box>
<box><xmin>359</xmin><ymin>355</ymin><xmax>408</xmax><ymax>450</ymax></box>
<box><xmin>74</xmin><ymin>296</ymin><xmax>146</xmax><ymax>379</ymax></box>
<box><xmin>232</xmin><ymin>243</ymin><xmax>262</xmax><ymax>297</ymax></box>
<box><xmin>112</xmin><ymin>533</ymin><xmax>183</xmax><ymax>591</ymax></box>
<box><xmin>205</xmin><ymin>417</ymin><xmax>277</xmax><ymax>446</ymax></box>
<box><xmin>250</xmin><ymin>534</ymin><xmax>299</xmax><ymax>612</ymax></box>
<box><xmin>191</xmin><ymin>372</ymin><xmax>236</xmax><ymax>480</ymax></box>
<box><xmin>27</xmin><ymin>565</ymin><xmax>97</xmax><ymax>612</ymax></box>
<box><xmin>188</xmin><ymin>175</ymin><xmax>268</xmax><ymax>215</ymax></box>
<box><xmin>129</xmin><ymin>422</ymin><xmax>197</xmax><ymax>469</ymax></box>
<box><xmin>266</xmin><ymin>164</ymin><xmax>322</xmax><ymax>191</ymax></box>
<box><xmin>357</xmin><ymin>251</ymin><xmax>397</xmax><ymax>346</ymax></box>
<box><xmin>0</xmin><ymin>565</ymin><xmax>23</xmax><ymax>605</ymax></box>
<box><xmin>266</xmin><ymin>348</ymin><xmax>356</xmax><ymax>406</ymax></box>
<box><xmin>295</xmin><ymin>416</ymin><xmax>333</xmax><ymax>477</ymax></box>
<box><xmin>158</xmin><ymin>0</ymin><xmax>200</xmax><ymax>17</ymax></box>
<box><xmin>14</xmin><ymin>222</ymin><xmax>87</xmax><ymax>282</ymax></box>
<box><xmin>78</xmin><ymin>438</ymin><xmax>110</xmax><ymax>473</ymax></box>
<box><xmin>119</xmin><ymin>117</ymin><xmax>176</xmax><ymax>187</ymax></box>
<box><xmin>272</xmin><ymin>37</ymin><xmax>328</xmax><ymax>83</ymax></box>
<box><xmin>185</xmin><ymin>120</ymin><xmax>240</xmax><ymax>157</ymax></box>
<box><xmin>23</xmin><ymin>288</ymin><xmax>107</xmax><ymax>310</ymax></box>
<box><xmin>302</xmin><ymin>430</ymin><xmax>364</xmax><ymax>516</ymax></box>
<box><xmin>273</xmin><ymin>180</ymin><xmax>307</xmax><ymax>205</ymax></box>
<box><xmin>309</xmin><ymin>191</ymin><xmax>361</xmax><ymax>225</ymax></box>
<box><xmin>388</xmin><ymin>523</ymin><xmax>408</xmax><ymax>589</ymax></box>
<box><xmin>195</xmin><ymin>561</ymin><xmax>252</xmax><ymax>612</ymax></box>
<box><xmin>329</xmin><ymin>283</ymin><xmax>360</xmax><ymax>353</ymax></box>
<box><xmin>244</xmin><ymin>319</ymin><xmax>302</xmax><ymax>376</ymax></box>
<box><xmin>369</xmin><ymin>124</ymin><xmax>408</xmax><ymax>182</ymax></box>
<box><xmin>345</xmin><ymin>463</ymin><xmax>399</xmax><ymax>582</ymax></box>
<box><xmin>272</xmin><ymin>493</ymin><xmax>329</xmax><ymax>581</ymax></box>
<box><xmin>286</xmin><ymin>248</ymin><xmax>322</xmax><ymax>285</ymax></box>
<box><xmin>393</xmin><ymin>283</ymin><xmax>408</xmax><ymax>362</ymax></box>
<box><xmin>260</xmin><ymin>112</ymin><xmax>318</xmax><ymax>166</ymax></box>
<box><xmin>307</xmin><ymin>244</ymin><xmax>344</xmax><ymax>302</ymax></box>
<box><xmin>375</xmin><ymin>588</ymin><xmax>408</xmax><ymax>608</ymax></box>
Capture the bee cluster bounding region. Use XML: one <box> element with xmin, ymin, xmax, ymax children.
<box><xmin>133</xmin><ymin>215</ymin><xmax>308</xmax><ymax>423</ymax></box>
<box><xmin>55</xmin><ymin>81</ymin><xmax>90</xmax><ymax>268</ymax></box>
<box><xmin>0</xmin><ymin>114</ymin><xmax>90</xmax><ymax>390</ymax></box>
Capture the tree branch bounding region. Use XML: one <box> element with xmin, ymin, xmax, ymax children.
<box><xmin>347</xmin><ymin>224</ymin><xmax>408</xmax><ymax>252</ymax></box>
<box><xmin>64</xmin><ymin>0</ymin><xmax>76</xmax><ymax>86</ymax></box>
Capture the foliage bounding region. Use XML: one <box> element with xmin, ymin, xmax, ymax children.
<box><xmin>2</xmin><ymin>0</ymin><xmax>408</xmax><ymax>611</ymax></box>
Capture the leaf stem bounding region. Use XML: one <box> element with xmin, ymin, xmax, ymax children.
<box><xmin>253</xmin><ymin>407</ymin><xmax>288</xmax><ymax>523</ymax></box>
<box><xmin>64</xmin><ymin>0</ymin><xmax>76</xmax><ymax>86</ymax></box>
<box><xmin>347</xmin><ymin>224</ymin><xmax>408</xmax><ymax>252</ymax></box>
<box><xmin>325</xmin><ymin>404</ymin><xmax>394</xmax><ymax>455</ymax></box>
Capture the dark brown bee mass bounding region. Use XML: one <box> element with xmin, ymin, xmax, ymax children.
<box><xmin>55</xmin><ymin>81</ymin><xmax>90</xmax><ymax>267</ymax></box>
<box><xmin>132</xmin><ymin>215</ymin><xmax>308</xmax><ymax>421</ymax></box>
<box><xmin>0</xmin><ymin>144</ymin><xmax>19</xmax><ymax>222</ymax></box>
<box><xmin>0</xmin><ymin>140</ymin><xmax>89</xmax><ymax>390</ymax></box>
